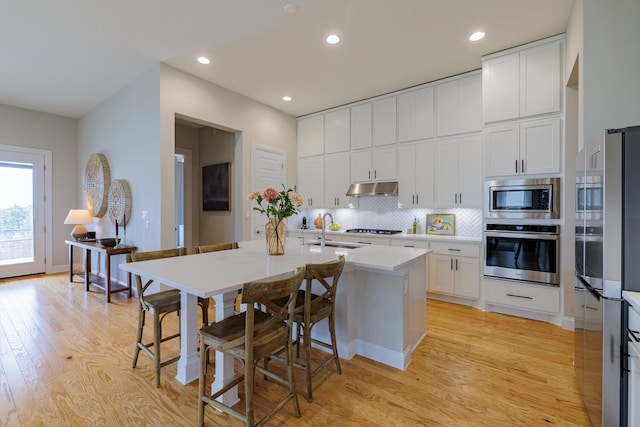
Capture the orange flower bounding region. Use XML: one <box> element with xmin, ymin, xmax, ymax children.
<box><xmin>262</xmin><ymin>187</ymin><xmax>279</xmax><ymax>201</ymax></box>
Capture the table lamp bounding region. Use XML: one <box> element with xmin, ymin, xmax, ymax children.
<box><xmin>64</xmin><ymin>209</ymin><xmax>93</xmax><ymax>240</ymax></box>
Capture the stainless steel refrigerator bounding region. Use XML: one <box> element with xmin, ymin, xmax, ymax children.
<box><xmin>575</xmin><ymin>126</ymin><xmax>640</xmax><ymax>427</ymax></box>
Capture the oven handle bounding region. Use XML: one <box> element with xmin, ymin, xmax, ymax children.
<box><xmin>484</xmin><ymin>231</ymin><xmax>559</xmax><ymax>240</ymax></box>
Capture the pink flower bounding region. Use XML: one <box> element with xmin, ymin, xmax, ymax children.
<box><xmin>247</xmin><ymin>190</ymin><xmax>261</xmax><ymax>201</ymax></box>
<box><xmin>262</xmin><ymin>188</ymin><xmax>279</xmax><ymax>201</ymax></box>
<box><xmin>290</xmin><ymin>192</ymin><xmax>303</xmax><ymax>206</ymax></box>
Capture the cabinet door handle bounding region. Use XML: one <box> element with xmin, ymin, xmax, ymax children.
<box><xmin>416</xmin><ymin>194</ymin><xmax>418</xmax><ymax>204</ymax></box>
<box><xmin>337</xmin><ymin>197</ymin><xmax>340</xmax><ymax>205</ymax></box>
<box><xmin>521</xmin><ymin>159</ymin><xmax>524</xmax><ymax>173</ymax></box>
<box><xmin>374</xmin><ymin>170</ymin><xmax>377</xmax><ymax>179</ymax></box>
<box><xmin>412</xmin><ymin>194</ymin><xmax>415</xmax><ymax>204</ymax></box>
<box><xmin>454</xmin><ymin>193</ymin><xmax>458</xmax><ymax>204</ymax></box>
<box><xmin>459</xmin><ymin>193</ymin><xmax>462</xmax><ymax>204</ymax></box>
<box><xmin>507</xmin><ymin>293</ymin><xmax>533</xmax><ymax>300</ymax></box>
<box><xmin>515</xmin><ymin>160</ymin><xmax>518</xmax><ymax>174</ymax></box>
<box><xmin>450</xmin><ymin>258</ymin><xmax>453</xmax><ymax>270</ymax></box>
<box><xmin>455</xmin><ymin>259</ymin><xmax>458</xmax><ymax>271</ymax></box>
<box><xmin>368</xmin><ymin>170</ymin><xmax>371</xmax><ymax>180</ymax></box>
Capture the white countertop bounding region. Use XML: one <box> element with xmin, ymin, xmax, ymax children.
<box><xmin>624</xmin><ymin>290</ymin><xmax>640</xmax><ymax>311</ymax></box>
<box><xmin>292</xmin><ymin>228</ymin><xmax>482</xmax><ymax>244</ymax></box>
<box><xmin>120</xmin><ymin>239</ymin><xmax>428</xmax><ymax>298</ymax></box>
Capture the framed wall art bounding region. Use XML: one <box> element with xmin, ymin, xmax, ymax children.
<box><xmin>202</xmin><ymin>162</ymin><xmax>231</xmax><ymax>211</ymax></box>
<box><xmin>426</xmin><ymin>213</ymin><xmax>456</xmax><ymax>235</ymax></box>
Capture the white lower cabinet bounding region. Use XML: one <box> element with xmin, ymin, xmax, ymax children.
<box><xmin>428</xmin><ymin>242</ymin><xmax>480</xmax><ymax>299</ymax></box>
<box><xmin>483</xmin><ymin>280</ymin><xmax>559</xmax><ymax>314</ymax></box>
<box><xmin>341</xmin><ymin>235</ymin><xmax>389</xmax><ymax>246</ymax></box>
<box><xmin>628</xmin><ymin>304</ymin><xmax>640</xmax><ymax>427</ymax></box>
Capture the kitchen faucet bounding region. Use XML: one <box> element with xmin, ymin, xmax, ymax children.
<box><xmin>321</xmin><ymin>212</ymin><xmax>334</xmax><ymax>248</ymax></box>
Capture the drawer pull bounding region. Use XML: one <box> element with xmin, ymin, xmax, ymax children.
<box><xmin>447</xmin><ymin>248</ymin><xmax>461</xmax><ymax>252</ymax></box>
<box><xmin>507</xmin><ymin>293</ymin><xmax>533</xmax><ymax>300</ymax></box>
<box><xmin>628</xmin><ymin>328</ymin><xmax>640</xmax><ymax>343</ymax></box>
<box><xmin>404</xmin><ymin>245</ymin><xmax>415</xmax><ymax>248</ymax></box>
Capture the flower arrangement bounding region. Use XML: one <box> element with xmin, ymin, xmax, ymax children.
<box><xmin>247</xmin><ymin>185</ymin><xmax>303</xmax><ymax>255</ymax></box>
<box><xmin>247</xmin><ymin>185</ymin><xmax>303</xmax><ymax>220</ymax></box>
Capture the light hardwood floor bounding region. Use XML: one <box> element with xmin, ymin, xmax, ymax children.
<box><xmin>0</xmin><ymin>273</ymin><xmax>590</xmax><ymax>426</ymax></box>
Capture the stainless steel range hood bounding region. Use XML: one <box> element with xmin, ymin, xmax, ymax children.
<box><xmin>345</xmin><ymin>181</ymin><xmax>398</xmax><ymax>197</ymax></box>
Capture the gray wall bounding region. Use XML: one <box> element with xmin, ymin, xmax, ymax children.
<box><xmin>0</xmin><ymin>103</ymin><xmax>77</xmax><ymax>271</ymax></box>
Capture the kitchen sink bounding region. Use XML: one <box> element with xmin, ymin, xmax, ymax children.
<box><xmin>306</xmin><ymin>241</ymin><xmax>366</xmax><ymax>249</ymax></box>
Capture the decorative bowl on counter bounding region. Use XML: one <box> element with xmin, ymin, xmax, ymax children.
<box><xmin>99</xmin><ymin>237</ymin><xmax>120</xmax><ymax>247</ymax></box>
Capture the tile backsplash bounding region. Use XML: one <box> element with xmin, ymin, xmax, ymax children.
<box><xmin>293</xmin><ymin>196</ymin><xmax>482</xmax><ymax>237</ymax></box>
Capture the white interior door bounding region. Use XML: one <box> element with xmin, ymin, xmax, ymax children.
<box><xmin>0</xmin><ymin>149</ymin><xmax>46</xmax><ymax>278</ymax></box>
<box><xmin>251</xmin><ymin>145</ymin><xmax>285</xmax><ymax>240</ymax></box>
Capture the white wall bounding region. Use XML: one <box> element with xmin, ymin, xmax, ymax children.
<box><xmin>583</xmin><ymin>0</ymin><xmax>640</xmax><ymax>139</ymax></box>
<box><xmin>0</xmin><ymin>103</ymin><xmax>77</xmax><ymax>271</ymax></box>
<box><xmin>78</xmin><ymin>66</ymin><xmax>162</xmax><ymax>255</ymax></box>
<box><xmin>159</xmin><ymin>64</ymin><xmax>297</xmax><ymax>246</ymax></box>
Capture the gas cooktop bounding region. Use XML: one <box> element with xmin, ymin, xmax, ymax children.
<box><xmin>345</xmin><ymin>228</ymin><xmax>403</xmax><ymax>235</ymax></box>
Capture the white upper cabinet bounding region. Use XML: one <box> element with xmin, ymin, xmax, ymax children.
<box><xmin>324</xmin><ymin>153</ymin><xmax>353</xmax><ymax>208</ymax></box>
<box><xmin>297</xmin><ymin>115</ymin><xmax>324</xmax><ymax>157</ymax></box>
<box><xmin>350</xmin><ymin>103</ymin><xmax>372</xmax><ymax>150</ymax></box>
<box><xmin>436</xmin><ymin>73</ymin><xmax>482</xmax><ymax>137</ymax></box>
<box><xmin>519</xmin><ymin>42</ymin><xmax>561</xmax><ymax>118</ymax></box>
<box><xmin>350</xmin><ymin>147</ymin><xmax>396</xmax><ymax>183</ymax></box>
<box><xmin>398</xmin><ymin>87</ymin><xmax>434</xmax><ymax>143</ymax></box>
<box><xmin>435</xmin><ymin>135</ymin><xmax>482</xmax><ymax>208</ymax></box>
<box><xmin>372</xmin><ymin>97</ymin><xmax>397</xmax><ymax>146</ymax></box>
<box><xmin>483</xmin><ymin>117</ymin><xmax>561</xmax><ymax>177</ymax></box>
<box><xmin>297</xmin><ymin>156</ymin><xmax>324</xmax><ymax>208</ymax></box>
<box><xmin>482</xmin><ymin>37</ymin><xmax>562</xmax><ymax>123</ymax></box>
<box><xmin>397</xmin><ymin>141</ymin><xmax>434</xmax><ymax>207</ymax></box>
<box><xmin>324</xmin><ymin>108</ymin><xmax>350</xmax><ymax>154</ymax></box>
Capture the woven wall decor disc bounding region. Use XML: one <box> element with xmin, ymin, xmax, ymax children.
<box><xmin>108</xmin><ymin>179</ymin><xmax>132</xmax><ymax>225</ymax></box>
<box><xmin>83</xmin><ymin>153</ymin><xmax>111</xmax><ymax>217</ymax></box>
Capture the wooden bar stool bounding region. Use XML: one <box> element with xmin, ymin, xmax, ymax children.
<box><xmin>127</xmin><ymin>247</ymin><xmax>209</xmax><ymax>388</ymax></box>
<box><xmin>198</xmin><ymin>267</ymin><xmax>304</xmax><ymax>427</ymax></box>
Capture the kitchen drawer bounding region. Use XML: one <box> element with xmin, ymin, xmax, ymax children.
<box><xmin>342</xmin><ymin>235</ymin><xmax>389</xmax><ymax>245</ymax></box>
<box><xmin>430</xmin><ymin>241</ymin><xmax>479</xmax><ymax>258</ymax></box>
<box><xmin>484</xmin><ymin>281</ymin><xmax>559</xmax><ymax>314</ymax></box>
<box><xmin>389</xmin><ymin>239</ymin><xmax>429</xmax><ymax>249</ymax></box>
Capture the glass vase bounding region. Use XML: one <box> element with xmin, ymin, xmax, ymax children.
<box><xmin>265</xmin><ymin>218</ymin><xmax>286</xmax><ymax>255</ymax></box>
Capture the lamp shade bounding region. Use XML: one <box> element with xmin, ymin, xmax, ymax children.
<box><xmin>64</xmin><ymin>209</ymin><xmax>93</xmax><ymax>240</ymax></box>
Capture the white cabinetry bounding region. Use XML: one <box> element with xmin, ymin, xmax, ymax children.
<box><xmin>297</xmin><ymin>115</ymin><xmax>324</xmax><ymax>157</ymax></box>
<box><xmin>628</xmin><ymin>303</ymin><xmax>640</xmax><ymax>427</ymax></box>
<box><xmin>297</xmin><ymin>156</ymin><xmax>324</xmax><ymax>208</ymax></box>
<box><xmin>435</xmin><ymin>135</ymin><xmax>482</xmax><ymax>207</ymax></box>
<box><xmin>436</xmin><ymin>73</ymin><xmax>482</xmax><ymax>136</ymax></box>
<box><xmin>428</xmin><ymin>242</ymin><xmax>479</xmax><ymax>298</ymax></box>
<box><xmin>483</xmin><ymin>280</ymin><xmax>559</xmax><ymax>314</ymax></box>
<box><xmin>372</xmin><ymin>97</ymin><xmax>397</xmax><ymax>146</ymax></box>
<box><xmin>483</xmin><ymin>117</ymin><xmax>561</xmax><ymax>177</ymax></box>
<box><xmin>398</xmin><ymin>87</ymin><xmax>434</xmax><ymax>143</ymax></box>
<box><xmin>324</xmin><ymin>153</ymin><xmax>353</xmax><ymax>208</ymax></box>
<box><xmin>397</xmin><ymin>142</ymin><xmax>434</xmax><ymax>207</ymax></box>
<box><xmin>324</xmin><ymin>108</ymin><xmax>350</xmax><ymax>154</ymax></box>
<box><xmin>351</xmin><ymin>103</ymin><xmax>372</xmax><ymax>150</ymax></box>
<box><xmin>482</xmin><ymin>37</ymin><xmax>562</xmax><ymax>123</ymax></box>
<box><xmin>350</xmin><ymin>147</ymin><xmax>396</xmax><ymax>183</ymax></box>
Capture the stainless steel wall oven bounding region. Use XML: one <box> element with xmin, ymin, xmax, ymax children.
<box><xmin>484</xmin><ymin>223</ymin><xmax>560</xmax><ymax>286</ymax></box>
<box><xmin>485</xmin><ymin>177</ymin><xmax>560</xmax><ymax>219</ymax></box>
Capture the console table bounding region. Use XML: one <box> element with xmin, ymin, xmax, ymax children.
<box><xmin>66</xmin><ymin>240</ymin><xmax>137</xmax><ymax>302</ymax></box>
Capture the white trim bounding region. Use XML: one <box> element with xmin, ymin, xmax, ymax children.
<box><xmin>0</xmin><ymin>144</ymin><xmax>52</xmax><ymax>276</ymax></box>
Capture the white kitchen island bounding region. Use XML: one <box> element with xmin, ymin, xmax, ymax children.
<box><xmin>121</xmin><ymin>239</ymin><xmax>429</xmax><ymax>397</ymax></box>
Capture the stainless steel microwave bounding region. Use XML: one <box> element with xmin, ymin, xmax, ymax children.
<box><xmin>485</xmin><ymin>177</ymin><xmax>560</xmax><ymax>219</ymax></box>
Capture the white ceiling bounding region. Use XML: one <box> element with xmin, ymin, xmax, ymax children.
<box><xmin>0</xmin><ymin>0</ymin><xmax>574</xmax><ymax>119</ymax></box>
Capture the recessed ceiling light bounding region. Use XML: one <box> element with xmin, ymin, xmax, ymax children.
<box><xmin>326</xmin><ymin>34</ymin><xmax>340</xmax><ymax>45</ymax></box>
<box><xmin>197</xmin><ymin>56</ymin><xmax>211</xmax><ymax>65</ymax></box>
<box><xmin>282</xmin><ymin>96</ymin><xmax>292</xmax><ymax>102</ymax></box>
<box><xmin>469</xmin><ymin>31</ymin><xmax>485</xmax><ymax>42</ymax></box>
<box><xmin>284</xmin><ymin>3</ymin><xmax>299</xmax><ymax>15</ymax></box>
